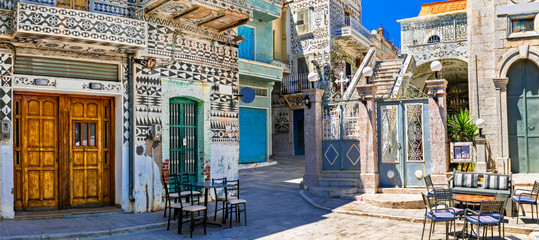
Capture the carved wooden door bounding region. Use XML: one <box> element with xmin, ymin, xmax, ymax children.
<box><xmin>70</xmin><ymin>97</ymin><xmax>111</xmax><ymax>206</ymax></box>
<box><xmin>20</xmin><ymin>95</ymin><xmax>59</xmax><ymax>208</ymax></box>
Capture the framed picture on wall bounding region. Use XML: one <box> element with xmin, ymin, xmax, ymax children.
<box><xmin>450</xmin><ymin>142</ymin><xmax>473</xmax><ymax>163</ymax></box>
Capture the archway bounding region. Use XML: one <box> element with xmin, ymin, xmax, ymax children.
<box><xmin>411</xmin><ymin>59</ymin><xmax>469</xmax><ymax>116</ymax></box>
<box><xmin>507</xmin><ymin>59</ymin><xmax>539</xmax><ymax>173</ymax></box>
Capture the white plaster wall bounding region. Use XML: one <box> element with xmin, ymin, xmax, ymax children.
<box><xmin>1</xmin><ymin>133</ymin><xmax>14</xmax><ymax>219</ymax></box>
<box><xmin>211</xmin><ymin>144</ymin><xmax>239</xmax><ymax>181</ymax></box>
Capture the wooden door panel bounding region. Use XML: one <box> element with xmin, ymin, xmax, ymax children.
<box><xmin>21</xmin><ymin>95</ymin><xmax>59</xmax><ymax>208</ymax></box>
<box><xmin>70</xmin><ymin>97</ymin><xmax>111</xmax><ymax>206</ymax></box>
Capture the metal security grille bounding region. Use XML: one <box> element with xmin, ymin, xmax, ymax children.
<box><xmin>15</xmin><ymin>56</ymin><xmax>119</xmax><ymax>82</ymax></box>
<box><xmin>170</xmin><ymin>98</ymin><xmax>198</xmax><ymax>175</ymax></box>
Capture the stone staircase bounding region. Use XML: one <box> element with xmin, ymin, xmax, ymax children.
<box><xmin>371</xmin><ymin>59</ymin><xmax>402</xmax><ymax>97</ymax></box>
<box><xmin>308</xmin><ymin>170</ymin><xmax>360</xmax><ymax>197</ymax></box>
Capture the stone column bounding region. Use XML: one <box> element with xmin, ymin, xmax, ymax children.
<box><xmin>493</xmin><ymin>78</ymin><xmax>510</xmax><ymax>174</ymax></box>
<box><xmin>476</xmin><ymin>137</ymin><xmax>487</xmax><ymax>172</ymax></box>
<box><xmin>426</xmin><ymin>79</ymin><xmax>448</xmax><ymax>184</ymax></box>
<box><xmin>302</xmin><ymin>89</ymin><xmax>324</xmax><ymax>188</ymax></box>
<box><xmin>356</xmin><ymin>84</ymin><xmax>378</xmax><ymax>194</ymax></box>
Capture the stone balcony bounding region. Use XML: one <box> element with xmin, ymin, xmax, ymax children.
<box><xmin>334</xmin><ymin>17</ymin><xmax>372</xmax><ymax>57</ymax></box>
<box><xmin>8</xmin><ymin>0</ymin><xmax>147</xmax><ymax>54</ymax></box>
<box><xmin>145</xmin><ymin>0</ymin><xmax>252</xmax><ymax>32</ymax></box>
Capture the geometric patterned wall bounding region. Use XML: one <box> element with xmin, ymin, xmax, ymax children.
<box><xmin>0</xmin><ymin>50</ymin><xmax>12</xmax><ymax>121</ymax></box>
<box><xmin>137</xmin><ymin>18</ymin><xmax>239</xmax><ymax>143</ymax></box>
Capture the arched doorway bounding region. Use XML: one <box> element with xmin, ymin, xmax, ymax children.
<box><xmin>411</xmin><ymin>59</ymin><xmax>469</xmax><ymax>116</ymax></box>
<box><xmin>507</xmin><ymin>59</ymin><xmax>539</xmax><ymax>173</ymax></box>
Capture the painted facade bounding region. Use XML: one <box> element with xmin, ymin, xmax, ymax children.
<box><xmin>272</xmin><ymin>0</ymin><xmax>399</xmax><ymax>158</ymax></box>
<box><xmin>0</xmin><ymin>0</ymin><xmax>249</xmax><ymax>218</ymax></box>
<box><xmin>238</xmin><ymin>0</ymin><xmax>283</xmax><ymax>164</ymax></box>
<box><xmin>398</xmin><ymin>0</ymin><xmax>469</xmax><ymax>116</ymax></box>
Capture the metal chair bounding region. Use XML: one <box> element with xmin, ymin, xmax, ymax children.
<box><xmin>424</xmin><ymin>175</ymin><xmax>448</xmax><ymax>197</ymax></box>
<box><xmin>513</xmin><ymin>180</ymin><xmax>539</xmax><ymax>224</ymax></box>
<box><xmin>169</xmin><ymin>184</ymin><xmax>207</xmax><ymax>238</ymax></box>
<box><xmin>179</xmin><ymin>173</ymin><xmax>201</xmax><ymax>205</ymax></box>
<box><xmin>432</xmin><ymin>188</ymin><xmax>464</xmax><ymax>217</ymax></box>
<box><xmin>162</xmin><ymin>174</ymin><xmax>181</xmax><ymax>218</ymax></box>
<box><xmin>225</xmin><ymin>179</ymin><xmax>247</xmax><ymax>227</ymax></box>
<box><xmin>421</xmin><ymin>192</ymin><xmax>457</xmax><ymax>240</ymax></box>
<box><xmin>462</xmin><ymin>200</ymin><xmax>504</xmax><ymax>239</ymax></box>
<box><xmin>492</xmin><ymin>193</ymin><xmax>509</xmax><ymax>238</ymax></box>
<box><xmin>212</xmin><ymin>177</ymin><xmax>236</xmax><ymax>221</ymax></box>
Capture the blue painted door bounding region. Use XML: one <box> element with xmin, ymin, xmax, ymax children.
<box><xmin>378</xmin><ymin>100</ymin><xmax>430</xmax><ymax>187</ymax></box>
<box><xmin>293</xmin><ymin>110</ymin><xmax>305</xmax><ymax>155</ymax></box>
<box><xmin>508</xmin><ymin>59</ymin><xmax>539</xmax><ymax>173</ymax></box>
<box><xmin>239</xmin><ymin>107</ymin><xmax>267</xmax><ymax>163</ymax></box>
<box><xmin>238</xmin><ymin>26</ymin><xmax>255</xmax><ymax>61</ymax></box>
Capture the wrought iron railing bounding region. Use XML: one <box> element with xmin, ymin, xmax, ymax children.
<box><xmin>401</xmin><ymin>14</ymin><xmax>467</xmax><ymax>47</ymax></box>
<box><xmin>15</xmin><ymin>0</ymin><xmax>144</xmax><ymax>20</ymax></box>
<box><xmin>265</xmin><ymin>0</ymin><xmax>282</xmax><ymax>5</ymax></box>
<box><xmin>342</xmin><ymin>17</ymin><xmax>373</xmax><ymax>42</ymax></box>
<box><xmin>281</xmin><ymin>73</ymin><xmax>314</xmax><ymax>94</ymax></box>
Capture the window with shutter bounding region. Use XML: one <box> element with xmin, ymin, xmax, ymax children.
<box><xmin>295</xmin><ymin>8</ymin><xmax>310</xmax><ymax>35</ymax></box>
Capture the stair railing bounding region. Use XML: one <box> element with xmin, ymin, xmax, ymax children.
<box><xmin>342</xmin><ymin>47</ymin><xmax>376</xmax><ymax>101</ymax></box>
<box><xmin>387</xmin><ymin>54</ymin><xmax>414</xmax><ymax>100</ymax></box>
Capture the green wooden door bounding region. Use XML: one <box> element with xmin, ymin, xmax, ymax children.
<box><xmin>508</xmin><ymin>60</ymin><xmax>539</xmax><ymax>173</ymax></box>
<box><xmin>170</xmin><ymin>98</ymin><xmax>198</xmax><ymax>175</ymax></box>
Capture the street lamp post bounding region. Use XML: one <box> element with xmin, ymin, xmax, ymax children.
<box><xmin>431</xmin><ymin>60</ymin><xmax>442</xmax><ymax>80</ymax></box>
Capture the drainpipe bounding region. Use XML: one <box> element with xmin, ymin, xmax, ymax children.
<box><xmin>128</xmin><ymin>54</ymin><xmax>135</xmax><ymax>202</ymax></box>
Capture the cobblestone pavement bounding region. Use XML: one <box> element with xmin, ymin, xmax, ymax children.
<box><xmin>97</xmin><ymin>158</ymin><xmax>528</xmax><ymax>240</ymax></box>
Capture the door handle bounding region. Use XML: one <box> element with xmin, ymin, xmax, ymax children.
<box><xmin>530</xmin><ymin>125</ymin><xmax>536</xmax><ymax>130</ymax></box>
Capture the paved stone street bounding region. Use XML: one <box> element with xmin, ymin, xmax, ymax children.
<box><xmin>96</xmin><ymin>158</ymin><xmax>528</xmax><ymax>240</ymax></box>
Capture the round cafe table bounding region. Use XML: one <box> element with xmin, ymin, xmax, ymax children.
<box><xmin>452</xmin><ymin>194</ymin><xmax>494</xmax><ymax>210</ymax></box>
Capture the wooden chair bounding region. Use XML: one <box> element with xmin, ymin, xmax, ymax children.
<box><xmin>162</xmin><ymin>174</ymin><xmax>181</xmax><ymax>218</ymax></box>
<box><xmin>225</xmin><ymin>179</ymin><xmax>247</xmax><ymax>227</ymax></box>
<box><xmin>513</xmin><ymin>180</ymin><xmax>539</xmax><ymax>224</ymax></box>
<box><xmin>493</xmin><ymin>193</ymin><xmax>509</xmax><ymax>238</ymax></box>
<box><xmin>420</xmin><ymin>192</ymin><xmax>457</xmax><ymax>240</ymax></box>
<box><xmin>168</xmin><ymin>184</ymin><xmax>207</xmax><ymax>238</ymax></box>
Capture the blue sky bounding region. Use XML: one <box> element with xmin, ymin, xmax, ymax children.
<box><xmin>362</xmin><ymin>0</ymin><xmax>434</xmax><ymax>48</ymax></box>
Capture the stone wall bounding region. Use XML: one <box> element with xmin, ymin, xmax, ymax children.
<box><xmin>468</xmin><ymin>0</ymin><xmax>539</xmax><ymax>172</ymax></box>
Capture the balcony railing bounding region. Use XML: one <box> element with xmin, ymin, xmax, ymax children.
<box><xmin>281</xmin><ymin>73</ymin><xmax>314</xmax><ymax>94</ymax></box>
<box><xmin>15</xmin><ymin>0</ymin><xmax>144</xmax><ymax>20</ymax></box>
<box><xmin>342</xmin><ymin>17</ymin><xmax>373</xmax><ymax>42</ymax></box>
<box><xmin>401</xmin><ymin>14</ymin><xmax>466</xmax><ymax>47</ymax></box>
<box><xmin>239</xmin><ymin>49</ymin><xmax>290</xmax><ymax>69</ymax></box>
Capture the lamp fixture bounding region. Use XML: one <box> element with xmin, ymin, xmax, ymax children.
<box><xmin>34</xmin><ymin>78</ymin><xmax>49</xmax><ymax>86</ymax></box>
<box><xmin>430</xmin><ymin>60</ymin><xmax>442</xmax><ymax>79</ymax></box>
<box><xmin>363</xmin><ymin>66</ymin><xmax>373</xmax><ymax>84</ymax></box>
<box><xmin>232</xmin><ymin>35</ymin><xmax>246</xmax><ymax>44</ymax></box>
<box><xmin>476</xmin><ymin>118</ymin><xmax>485</xmax><ymax>137</ymax></box>
<box><xmin>308</xmin><ymin>72</ymin><xmax>319</xmax><ymax>82</ymax></box>
<box><xmin>89</xmin><ymin>82</ymin><xmax>102</xmax><ymax>90</ymax></box>
<box><xmin>303</xmin><ymin>95</ymin><xmax>311</xmax><ymax>109</ymax></box>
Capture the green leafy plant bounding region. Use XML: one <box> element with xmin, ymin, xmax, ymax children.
<box><xmin>447</xmin><ymin>108</ymin><xmax>478</xmax><ymax>142</ymax></box>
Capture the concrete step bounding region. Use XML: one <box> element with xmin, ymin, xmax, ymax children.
<box><xmin>321</xmin><ymin>170</ymin><xmax>361</xmax><ymax>178</ymax></box>
<box><xmin>308</xmin><ymin>186</ymin><xmax>358</xmax><ymax>198</ymax></box>
<box><xmin>360</xmin><ymin>193</ymin><xmax>423</xmax><ymax>209</ymax></box>
<box><xmin>377</xmin><ymin>187</ymin><xmax>427</xmax><ymax>194</ymax></box>
<box><xmin>318</xmin><ymin>177</ymin><xmax>359</xmax><ymax>187</ymax></box>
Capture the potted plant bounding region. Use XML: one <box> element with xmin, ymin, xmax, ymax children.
<box><xmin>448</xmin><ymin>109</ymin><xmax>478</xmax><ymax>171</ymax></box>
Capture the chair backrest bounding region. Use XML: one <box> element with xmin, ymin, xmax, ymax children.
<box><xmin>532</xmin><ymin>181</ymin><xmax>539</xmax><ymax>195</ymax></box>
<box><xmin>421</xmin><ymin>192</ymin><xmax>433</xmax><ymax>213</ymax></box>
<box><xmin>226</xmin><ymin>179</ymin><xmax>240</xmax><ymax>198</ymax></box>
<box><xmin>162</xmin><ymin>174</ymin><xmax>178</xmax><ymax>197</ymax></box>
<box><xmin>479</xmin><ymin>200</ymin><xmax>504</xmax><ymax>215</ymax></box>
<box><xmin>424</xmin><ymin>175</ymin><xmax>434</xmax><ymax>190</ymax></box>
<box><xmin>212</xmin><ymin>177</ymin><xmax>227</xmax><ymax>198</ymax></box>
<box><xmin>433</xmin><ymin>188</ymin><xmax>453</xmax><ymax>207</ymax></box>
<box><xmin>178</xmin><ymin>172</ymin><xmax>197</xmax><ymax>191</ymax></box>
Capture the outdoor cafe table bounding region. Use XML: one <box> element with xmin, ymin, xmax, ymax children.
<box><xmin>184</xmin><ymin>181</ymin><xmax>235</xmax><ymax>226</ymax></box>
<box><xmin>452</xmin><ymin>194</ymin><xmax>495</xmax><ymax>210</ymax></box>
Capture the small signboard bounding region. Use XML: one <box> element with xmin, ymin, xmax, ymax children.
<box><xmin>450</xmin><ymin>142</ymin><xmax>473</xmax><ymax>163</ymax></box>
